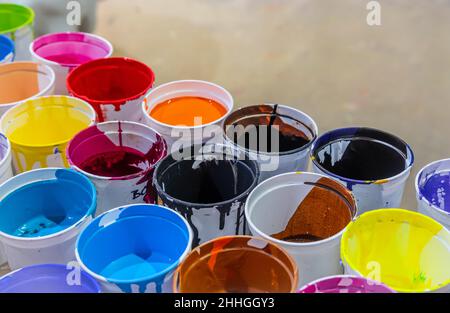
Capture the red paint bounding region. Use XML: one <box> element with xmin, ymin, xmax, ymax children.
<box><xmin>66</xmin><ymin>57</ymin><xmax>155</xmax><ymax>122</ymax></box>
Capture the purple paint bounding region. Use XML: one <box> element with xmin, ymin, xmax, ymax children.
<box><xmin>420</xmin><ymin>171</ymin><xmax>450</xmax><ymax>213</ymax></box>
<box><xmin>298</xmin><ymin>276</ymin><xmax>394</xmax><ymax>293</ymax></box>
<box><xmin>31</xmin><ymin>32</ymin><xmax>113</xmax><ymax>68</ymax></box>
<box><xmin>0</xmin><ymin>264</ymin><xmax>100</xmax><ymax>293</ymax></box>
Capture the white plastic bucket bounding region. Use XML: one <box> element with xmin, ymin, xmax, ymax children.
<box><xmin>245</xmin><ymin>172</ymin><xmax>357</xmax><ymax>288</ymax></box>
<box><xmin>0</xmin><ymin>168</ymin><xmax>97</xmax><ymax>270</ymax></box>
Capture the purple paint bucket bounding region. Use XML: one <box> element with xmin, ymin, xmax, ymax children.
<box><xmin>30</xmin><ymin>32</ymin><xmax>113</xmax><ymax>95</ymax></box>
<box><xmin>0</xmin><ymin>264</ymin><xmax>101</xmax><ymax>293</ymax></box>
<box><xmin>416</xmin><ymin>158</ymin><xmax>450</xmax><ymax>229</ymax></box>
<box><xmin>298</xmin><ymin>275</ymin><xmax>395</xmax><ymax>293</ymax></box>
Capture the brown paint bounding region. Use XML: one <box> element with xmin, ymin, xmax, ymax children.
<box><xmin>174</xmin><ymin>236</ymin><xmax>298</xmax><ymax>293</ymax></box>
<box><xmin>0</xmin><ymin>62</ymin><xmax>41</xmax><ymax>104</ymax></box>
<box><xmin>272</xmin><ymin>177</ymin><xmax>356</xmax><ymax>243</ymax></box>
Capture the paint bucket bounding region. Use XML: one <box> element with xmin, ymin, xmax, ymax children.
<box><xmin>0</xmin><ymin>3</ymin><xmax>34</xmax><ymax>61</ymax></box>
<box><xmin>0</xmin><ymin>95</ymin><xmax>96</xmax><ymax>173</ymax></box>
<box><xmin>0</xmin><ymin>133</ymin><xmax>12</xmax><ymax>265</ymax></box>
<box><xmin>76</xmin><ymin>204</ymin><xmax>193</xmax><ymax>293</ymax></box>
<box><xmin>0</xmin><ymin>62</ymin><xmax>55</xmax><ymax>117</ymax></box>
<box><xmin>0</xmin><ymin>168</ymin><xmax>97</xmax><ymax>270</ymax></box>
<box><xmin>154</xmin><ymin>144</ymin><xmax>260</xmax><ymax>247</ymax></box>
<box><xmin>311</xmin><ymin>127</ymin><xmax>414</xmax><ymax>214</ymax></box>
<box><xmin>0</xmin><ymin>264</ymin><xmax>101</xmax><ymax>293</ymax></box>
<box><xmin>245</xmin><ymin>172</ymin><xmax>357</xmax><ymax>287</ymax></box>
<box><xmin>224</xmin><ymin>104</ymin><xmax>318</xmax><ymax>182</ymax></box>
<box><xmin>173</xmin><ymin>236</ymin><xmax>298</xmax><ymax>293</ymax></box>
<box><xmin>142</xmin><ymin>80</ymin><xmax>234</xmax><ymax>149</ymax></box>
<box><xmin>416</xmin><ymin>159</ymin><xmax>450</xmax><ymax>229</ymax></box>
<box><xmin>30</xmin><ymin>32</ymin><xmax>113</xmax><ymax>95</ymax></box>
<box><xmin>341</xmin><ymin>209</ymin><xmax>450</xmax><ymax>293</ymax></box>
<box><xmin>0</xmin><ymin>35</ymin><xmax>14</xmax><ymax>63</ymax></box>
<box><xmin>67</xmin><ymin>57</ymin><xmax>155</xmax><ymax>122</ymax></box>
<box><xmin>67</xmin><ymin>121</ymin><xmax>167</xmax><ymax>215</ymax></box>
<box><xmin>297</xmin><ymin>275</ymin><xmax>394</xmax><ymax>293</ymax></box>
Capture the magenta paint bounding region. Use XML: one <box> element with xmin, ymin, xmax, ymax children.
<box><xmin>298</xmin><ymin>276</ymin><xmax>395</xmax><ymax>293</ymax></box>
<box><xmin>30</xmin><ymin>32</ymin><xmax>113</xmax><ymax>94</ymax></box>
<box><xmin>67</xmin><ymin>121</ymin><xmax>167</xmax><ymax>215</ymax></box>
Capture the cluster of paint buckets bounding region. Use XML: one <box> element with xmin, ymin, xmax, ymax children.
<box><xmin>0</xmin><ymin>2</ymin><xmax>449</xmax><ymax>294</ymax></box>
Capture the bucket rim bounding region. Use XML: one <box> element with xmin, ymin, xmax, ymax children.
<box><xmin>0</xmin><ymin>3</ymin><xmax>35</xmax><ymax>34</ymax></box>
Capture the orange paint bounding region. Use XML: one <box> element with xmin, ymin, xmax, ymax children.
<box><xmin>0</xmin><ymin>63</ymin><xmax>41</xmax><ymax>104</ymax></box>
<box><xmin>150</xmin><ymin>96</ymin><xmax>227</xmax><ymax>126</ymax></box>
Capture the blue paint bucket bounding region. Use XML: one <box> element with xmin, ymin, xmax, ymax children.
<box><xmin>76</xmin><ymin>204</ymin><xmax>193</xmax><ymax>293</ymax></box>
<box><xmin>0</xmin><ymin>35</ymin><xmax>14</xmax><ymax>63</ymax></box>
<box><xmin>0</xmin><ymin>168</ymin><xmax>96</xmax><ymax>270</ymax></box>
<box><xmin>0</xmin><ymin>264</ymin><xmax>101</xmax><ymax>293</ymax></box>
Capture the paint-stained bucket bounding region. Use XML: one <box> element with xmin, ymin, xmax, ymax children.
<box><xmin>0</xmin><ymin>62</ymin><xmax>55</xmax><ymax>117</ymax></box>
<box><xmin>30</xmin><ymin>32</ymin><xmax>113</xmax><ymax>95</ymax></box>
<box><xmin>67</xmin><ymin>121</ymin><xmax>167</xmax><ymax>215</ymax></box>
<box><xmin>154</xmin><ymin>144</ymin><xmax>260</xmax><ymax>247</ymax></box>
<box><xmin>297</xmin><ymin>275</ymin><xmax>394</xmax><ymax>293</ymax></box>
<box><xmin>416</xmin><ymin>159</ymin><xmax>450</xmax><ymax>229</ymax></box>
<box><xmin>76</xmin><ymin>204</ymin><xmax>192</xmax><ymax>293</ymax></box>
<box><xmin>245</xmin><ymin>172</ymin><xmax>357</xmax><ymax>287</ymax></box>
<box><xmin>0</xmin><ymin>133</ymin><xmax>12</xmax><ymax>265</ymax></box>
<box><xmin>0</xmin><ymin>168</ymin><xmax>96</xmax><ymax>270</ymax></box>
<box><xmin>311</xmin><ymin>127</ymin><xmax>414</xmax><ymax>214</ymax></box>
<box><xmin>341</xmin><ymin>209</ymin><xmax>450</xmax><ymax>293</ymax></box>
<box><xmin>173</xmin><ymin>236</ymin><xmax>298</xmax><ymax>293</ymax></box>
<box><xmin>0</xmin><ymin>3</ymin><xmax>34</xmax><ymax>61</ymax></box>
<box><xmin>0</xmin><ymin>264</ymin><xmax>101</xmax><ymax>293</ymax></box>
<box><xmin>0</xmin><ymin>95</ymin><xmax>96</xmax><ymax>173</ymax></box>
<box><xmin>142</xmin><ymin>80</ymin><xmax>234</xmax><ymax>149</ymax></box>
<box><xmin>0</xmin><ymin>35</ymin><xmax>14</xmax><ymax>63</ymax></box>
<box><xmin>67</xmin><ymin>57</ymin><xmax>155</xmax><ymax>122</ymax></box>
<box><xmin>224</xmin><ymin>104</ymin><xmax>318</xmax><ymax>182</ymax></box>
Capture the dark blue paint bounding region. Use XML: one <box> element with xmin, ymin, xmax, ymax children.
<box><xmin>420</xmin><ymin>171</ymin><xmax>450</xmax><ymax>213</ymax></box>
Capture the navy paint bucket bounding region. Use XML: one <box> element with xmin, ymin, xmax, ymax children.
<box><xmin>76</xmin><ymin>204</ymin><xmax>193</xmax><ymax>293</ymax></box>
<box><xmin>311</xmin><ymin>127</ymin><xmax>414</xmax><ymax>214</ymax></box>
<box><xmin>0</xmin><ymin>168</ymin><xmax>96</xmax><ymax>270</ymax></box>
<box><xmin>0</xmin><ymin>264</ymin><xmax>100</xmax><ymax>293</ymax></box>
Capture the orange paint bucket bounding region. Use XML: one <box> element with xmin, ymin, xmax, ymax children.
<box><xmin>173</xmin><ymin>236</ymin><xmax>298</xmax><ymax>293</ymax></box>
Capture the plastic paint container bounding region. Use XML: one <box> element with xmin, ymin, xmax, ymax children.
<box><xmin>416</xmin><ymin>159</ymin><xmax>450</xmax><ymax>229</ymax></box>
<box><xmin>67</xmin><ymin>57</ymin><xmax>155</xmax><ymax>123</ymax></box>
<box><xmin>142</xmin><ymin>80</ymin><xmax>234</xmax><ymax>148</ymax></box>
<box><xmin>311</xmin><ymin>127</ymin><xmax>414</xmax><ymax>214</ymax></box>
<box><xmin>245</xmin><ymin>172</ymin><xmax>357</xmax><ymax>287</ymax></box>
<box><xmin>154</xmin><ymin>144</ymin><xmax>260</xmax><ymax>247</ymax></box>
<box><xmin>224</xmin><ymin>104</ymin><xmax>318</xmax><ymax>182</ymax></box>
<box><xmin>0</xmin><ymin>3</ymin><xmax>34</xmax><ymax>61</ymax></box>
<box><xmin>298</xmin><ymin>275</ymin><xmax>394</xmax><ymax>293</ymax></box>
<box><xmin>76</xmin><ymin>204</ymin><xmax>193</xmax><ymax>293</ymax></box>
<box><xmin>0</xmin><ymin>95</ymin><xmax>96</xmax><ymax>173</ymax></box>
<box><xmin>67</xmin><ymin>121</ymin><xmax>167</xmax><ymax>215</ymax></box>
<box><xmin>0</xmin><ymin>35</ymin><xmax>14</xmax><ymax>63</ymax></box>
<box><xmin>0</xmin><ymin>133</ymin><xmax>12</xmax><ymax>265</ymax></box>
<box><xmin>0</xmin><ymin>264</ymin><xmax>101</xmax><ymax>293</ymax></box>
<box><xmin>341</xmin><ymin>209</ymin><xmax>450</xmax><ymax>293</ymax></box>
<box><xmin>30</xmin><ymin>32</ymin><xmax>113</xmax><ymax>95</ymax></box>
<box><xmin>0</xmin><ymin>62</ymin><xmax>55</xmax><ymax>117</ymax></box>
<box><xmin>0</xmin><ymin>168</ymin><xmax>97</xmax><ymax>270</ymax></box>
<box><xmin>173</xmin><ymin>236</ymin><xmax>298</xmax><ymax>293</ymax></box>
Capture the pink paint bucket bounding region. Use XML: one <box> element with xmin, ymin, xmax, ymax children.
<box><xmin>30</xmin><ymin>32</ymin><xmax>113</xmax><ymax>95</ymax></box>
<box><xmin>67</xmin><ymin>57</ymin><xmax>155</xmax><ymax>123</ymax></box>
<box><xmin>67</xmin><ymin>121</ymin><xmax>167</xmax><ymax>215</ymax></box>
<box><xmin>298</xmin><ymin>275</ymin><xmax>395</xmax><ymax>293</ymax></box>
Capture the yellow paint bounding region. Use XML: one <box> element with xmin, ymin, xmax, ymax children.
<box><xmin>341</xmin><ymin>209</ymin><xmax>450</xmax><ymax>293</ymax></box>
<box><xmin>1</xmin><ymin>96</ymin><xmax>95</xmax><ymax>172</ymax></box>
<box><xmin>374</xmin><ymin>179</ymin><xmax>389</xmax><ymax>185</ymax></box>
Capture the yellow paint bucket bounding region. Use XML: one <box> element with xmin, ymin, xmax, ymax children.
<box><xmin>341</xmin><ymin>209</ymin><xmax>450</xmax><ymax>292</ymax></box>
<box><xmin>0</xmin><ymin>96</ymin><xmax>96</xmax><ymax>173</ymax></box>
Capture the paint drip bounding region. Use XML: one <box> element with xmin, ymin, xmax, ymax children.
<box><xmin>150</xmin><ymin>96</ymin><xmax>228</xmax><ymax>126</ymax></box>
<box><xmin>232</xmin><ymin>105</ymin><xmax>311</xmax><ymax>153</ymax></box>
<box><xmin>420</xmin><ymin>171</ymin><xmax>450</xmax><ymax>213</ymax></box>
<box><xmin>271</xmin><ymin>178</ymin><xmax>354</xmax><ymax>243</ymax></box>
